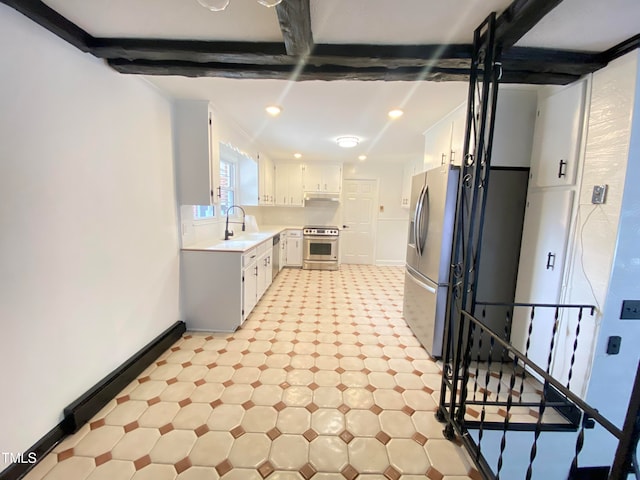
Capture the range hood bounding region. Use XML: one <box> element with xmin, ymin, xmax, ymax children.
<box><xmin>304</xmin><ymin>192</ymin><xmax>341</xmax><ymax>203</ymax></box>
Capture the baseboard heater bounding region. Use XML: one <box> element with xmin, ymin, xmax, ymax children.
<box><xmin>0</xmin><ymin>320</ymin><xmax>186</xmax><ymax>480</ymax></box>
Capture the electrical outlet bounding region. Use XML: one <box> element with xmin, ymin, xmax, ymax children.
<box><xmin>592</xmin><ymin>184</ymin><xmax>608</xmax><ymax>204</ymax></box>
<box><xmin>606</xmin><ymin>336</ymin><xmax>621</xmax><ymax>355</ymax></box>
<box><xmin>620</xmin><ymin>300</ymin><xmax>640</xmax><ymax>319</ymax></box>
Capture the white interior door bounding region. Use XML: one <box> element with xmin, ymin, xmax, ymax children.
<box><xmin>342</xmin><ymin>179</ymin><xmax>377</xmax><ymax>264</ymax></box>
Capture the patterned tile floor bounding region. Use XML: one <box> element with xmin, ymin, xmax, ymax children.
<box><xmin>25</xmin><ymin>265</ymin><xmax>482</xmax><ymax>480</ymax></box>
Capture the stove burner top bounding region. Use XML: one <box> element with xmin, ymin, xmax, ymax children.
<box><xmin>303</xmin><ymin>226</ymin><xmax>340</xmax><ymax>236</ymax></box>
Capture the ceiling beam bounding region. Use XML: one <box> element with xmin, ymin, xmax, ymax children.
<box><xmin>0</xmin><ymin>0</ymin><xmax>93</xmax><ymax>51</ymax></box>
<box><xmin>107</xmin><ymin>58</ymin><xmax>582</xmax><ymax>85</ymax></box>
<box><xmin>600</xmin><ymin>33</ymin><xmax>640</xmax><ymax>63</ymax></box>
<box><xmin>275</xmin><ymin>0</ymin><xmax>313</xmax><ymax>56</ymax></box>
<box><xmin>0</xmin><ymin>0</ymin><xmax>617</xmax><ymax>85</ymax></box>
<box><xmin>493</xmin><ymin>0</ymin><xmax>565</xmax><ymax>50</ymax></box>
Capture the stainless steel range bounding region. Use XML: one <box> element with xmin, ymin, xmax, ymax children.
<box><xmin>302</xmin><ymin>226</ymin><xmax>339</xmax><ymax>270</ymax></box>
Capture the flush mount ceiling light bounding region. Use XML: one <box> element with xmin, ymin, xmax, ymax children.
<box><xmin>358</xmin><ymin>155</ymin><xmax>367</xmax><ymax>161</ymax></box>
<box><xmin>336</xmin><ymin>136</ymin><xmax>360</xmax><ymax>148</ymax></box>
<box><xmin>196</xmin><ymin>0</ymin><xmax>282</xmax><ymax>11</ymax></box>
<box><xmin>257</xmin><ymin>0</ymin><xmax>283</xmax><ymax>6</ymax></box>
<box><xmin>196</xmin><ymin>0</ymin><xmax>230</xmax><ymax>11</ymax></box>
<box><xmin>265</xmin><ymin>105</ymin><xmax>282</xmax><ymax>116</ymax></box>
<box><xmin>294</xmin><ymin>153</ymin><xmax>302</xmax><ymax>159</ymax></box>
<box><xmin>388</xmin><ymin>108</ymin><xmax>404</xmax><ymax>119</ymax></box>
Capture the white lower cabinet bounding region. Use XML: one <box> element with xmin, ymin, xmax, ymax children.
<box><xmin>256</xmin><ymin>241</ymin><xmax>272</xmax><ymax>299</ymax></box>
<box><xmin>181</xmin><ymin>238</ymin><xmax>275</xmax><ymax>331</ymax></box>
<box><xmin>285</xmin><ymin>230</ymin><xmax>303</xmax><ymax>267</ymax></box>
<box><xmin>242</xmin><ymin>249</ymin><xmax>258</xmax><ymax>321</ymax></box>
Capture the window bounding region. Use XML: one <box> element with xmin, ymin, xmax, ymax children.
<box><xmin>193</xmin><ymin>205</ymin><xmax>214</xmax><ymax>220</ymax></box>
<box><xmin>220</xmin><ymin>159</ymin><xmax>236</xmax><ymax>215</ymax></box>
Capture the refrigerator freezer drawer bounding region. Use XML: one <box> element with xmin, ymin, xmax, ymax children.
<box><xmin>402</xmin><ymin>268</ymin><xmax>448</xmax><ymax>358</ymax></box>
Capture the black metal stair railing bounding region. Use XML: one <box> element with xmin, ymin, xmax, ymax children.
<box><xmin>436</xmin><ymin>8</ymin><xmax>640</xmax><ymax>480</ymax></box>
<box><xmin>437</xmin><ymin>305</ymin><xmax>640</xmax><ymax>480</ymax></box>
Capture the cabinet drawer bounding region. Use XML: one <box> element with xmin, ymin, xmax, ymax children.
<box><xmin>252</xmin><ymin>240</ymin><xmax>267</xmax><ymax>257</ymax></box>
<box><xmin>242</xmin><ymin>248</ymin><xmax>257</xmax><ymax>267</ymax></box>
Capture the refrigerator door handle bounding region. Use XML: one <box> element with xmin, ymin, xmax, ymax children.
<box><xmin>414</xmin><ymin>185</ymin><xmax>426</xmax><ymax>256</ymax></box>
<box><xmin>423</xmin><ymin>186</ymin><xmax>430</xmax><ymax>252</ymax></box>
<box><xmin>406</xmin><ymin>269</ymin><xmax>437</xmax><ymax>294</ymax></box>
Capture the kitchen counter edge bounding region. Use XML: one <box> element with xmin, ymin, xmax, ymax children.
<box><xmin>181</xmin><ymin>225</ymin><xmax>303</xmax><ymax>253</ymax></box>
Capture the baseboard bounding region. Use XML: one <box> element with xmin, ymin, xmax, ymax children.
<box><xmin>0</xmin><ymin>422</ymin><xmax>66</xmax><ymax>480</ymax></box>
<box><xmin>0</xmin><ymin>320</ymin><xmax>186</xmax><ymax>480</ymax></box>
<box><xmin>375</xmin><ymin>260</ymin><xmax>405</xmax><ymax>266</ymax></box>
<box><xmin>62</xmin><ymin>321</ymin><xmax>186</xmax><ymax>433</ymax></box>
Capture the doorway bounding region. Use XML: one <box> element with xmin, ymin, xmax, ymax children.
<box><xmin>341</xmin><ymin>179</ymin><xmax>378</xmax><ymax>264</ymax></box>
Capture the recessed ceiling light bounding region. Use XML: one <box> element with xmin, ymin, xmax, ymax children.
<box><xmin>388</xmin><ymin>109</ymin><xmax>404</xmax><ymax>119</ymax></box>
<box><xmin>336</xmin><ymin>136</ymin><xmax>360</xmax><ymax>148</ymax></box>
<box><xmin>294</xmin><ymin>153</ymin><xmax>302</xmax><ymax>159</ymax></box>
<box><xmin>358</xmin><ymin>155</ymin><xmax>367</xmax><ymax>161</ymax></box>
<box><xmin>265</xmin><ymin>105</ymin><xmax>282</xmax><ymax>116</ymax></box>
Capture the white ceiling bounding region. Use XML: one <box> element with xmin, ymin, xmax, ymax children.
<box><xmin>42</xmin><ymin>0</ymin><xmax>640</xmax><ymax>164</ymax></box>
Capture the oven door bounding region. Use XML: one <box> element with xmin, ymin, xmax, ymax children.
<box><xmin>304</xmin><ymin>236</ymin><xmax>338</xmax><ymax>261</ymax></box>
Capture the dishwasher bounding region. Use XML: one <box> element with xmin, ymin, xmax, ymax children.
<box><xmin>272</xmin><ymin>233</ymin><xmax>280</xmax><ymax>280</ymax></box>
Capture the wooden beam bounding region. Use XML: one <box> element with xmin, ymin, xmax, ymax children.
<box><xmin>494</xmin><ymin>0</ymin><xmax>565</xmax><ymax>50</ymax></box>
<box><xmin>92</xmin><ymin>39</ymin><xmax>289</xmax><ymax>64</ymax></box>
<box><xmin>600</xmin><ymin>33</ymin><xmax>640</xmax><ymax>63</ymax></box>
<box><xmin>0</xmin><ymin>0</ymin><xmax>93</xmax><ymax>52</ymax></box>
<box><xmin>275</xmin><ymin>0</ymin><xmax>313</xmax><ymax>56</ymax></box>
<box><xmin>502</xmin><ymin>47</ymin><xmax>606</xmax><ymax>75</ymax></box>
<box><xmin>92</xmin><ymin>40</ymin><xmax>473</xmax><ymax>68</ymax></box>
<box><xmin>0</xmin><ymin>0</ymin><xmax>613</xmax><ymax>85</ymax></box>
<box><xmin>107</xmin><ymin>57</ymin><xmax>581</xmax><ymax>84</ymax></box>
<box><xmin>108</xmin><ymin>58</ymin><xmax>471</xmax><ymax>81</ymax></box>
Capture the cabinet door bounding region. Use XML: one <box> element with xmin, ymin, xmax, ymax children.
<box><xmin>242</xmin><ymin>262</ymin><xmax>257</xmax><ymax>320</ymax></box>
<box><xmin>288</xmin><ymin>164</ymin><xmax>304</xmax><ymax>206</ymax></box>
<box><xmin>322</xmin><ymin>164</ymin><xmax>342</xmax><ymax>193</ymax></box>
<box><xmin>423</xmin><ymin>119</ymin><xmax>452</xmax><ymax>170</ymax></box>
<box><xmin>530</xmin><ymin>81</ymin><xmax>586</xmax><ymax>187</ymax></box>
<box><xmin>449</xmin><ymin>105</ymin><xmax>467</xmax><ymax>167</ymax></box>
<box><xmin>274</xmin><ymin>163</ymin><xmax>289</xmax><ymax>206</ymax></box>
<box><xmin>259</xmin><ymin>154</ymin><xmax>274</xmax><ymax>205</ymax></box>
<box><xmin>256</xmin><ymin>252</ymin><xmax>267</xmax><ymax>297</ymax></box>
<box><xmin>280</xmin><ymin>237</ymin><xmax>286</xmax><ymax>271</ymax></box>
<box><xmin>208</xmin><ymin>107</ymin><xmax>221</xmax><ymax>206</ymax></box>
<box><xmin>174</xmin><ymin>100</ymin><xmax>219</xmax><ymax>206</ymax></box>
<box><xmin>511</xmin><ymin>189</ymin><xmax>574</xmax><ymax>366</ymax></box>
<box><xmin>303</xmin><ymin>164</ymin><xmax>324</xmax><ymax>192</ymax></box>
<box><xmin>285</xmin><ymin>233</ymin><xmax>303</xmax><ymax>266</ymax></box>
<box><xmin>265</xmin><ymin>156</ymin><xmax>275</xmax><ymax>204</ymax></box>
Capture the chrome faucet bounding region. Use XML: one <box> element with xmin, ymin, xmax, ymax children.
<box><xmin>224</xmin><ymin>205</ymin><xmax>246</xmax><ymax>240</ymax></box>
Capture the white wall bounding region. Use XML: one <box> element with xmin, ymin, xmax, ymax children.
<box><xmin>580</xmin><ymin>51</ymin><xmax>640</xmax><ymax>465</ymax></box>
<box><xmin>554</xmin><ymin>52</ymin><xmax>639</xmax><ymax>403</ymax></box>
<box><xmin>0</xmin><ymin>5</ymin><xmax>180</xmax><ymax>465</ymax></box>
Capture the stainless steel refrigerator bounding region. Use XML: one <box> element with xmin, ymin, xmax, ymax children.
<box><xmin>403</xmin><ymin>164</ymin><xmax>459</xmax><ymax>358</ymax></box>
<box><xmin>403</xmin><ymin>165</ymin><xmax>530</xmax><ymax>360</ymax></box>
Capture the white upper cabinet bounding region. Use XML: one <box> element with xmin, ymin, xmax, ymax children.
<box><xmin>173</xmin><ymin>100</ymin><xmax>220</xmax><ymax>206</ymax></box>
<box><xmin>530</xmin><ymin>80</ymin><xmax>586</xmax><ymax>187</ymax></box>
<box><xmin>423</xmin><ymin>117</ymin><xmax>453</xmax><ymax>171</ymax></box>
<box><xmin>275</xmin><ymin>163</ymin><xmax>304</xmax><ymax>206</ymax></box>
<box><xmin>449</xmin><ymin>106</ymin><xmax>467</xmax><ymax>167</ymax></box>
<box><xmin>303</xmin><ymin>163</ymin><xmax>342</xmax><ymax>193</ymax></box>
<box><xmin>258</xmin><ymin>153</ymin><xmax>275</xmax><ymax>205</ymax></box>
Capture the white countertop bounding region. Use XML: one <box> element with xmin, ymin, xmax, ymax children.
<box><xmin>181</xmin><ymin>225</ymin><xmax>302</xmax><ymax>253</ymax></box>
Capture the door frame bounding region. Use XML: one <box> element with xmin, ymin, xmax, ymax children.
<box><xmin>341</xmin><ymin>178</ymin><xmax>379</xmax><ymax>265</ymax></box>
